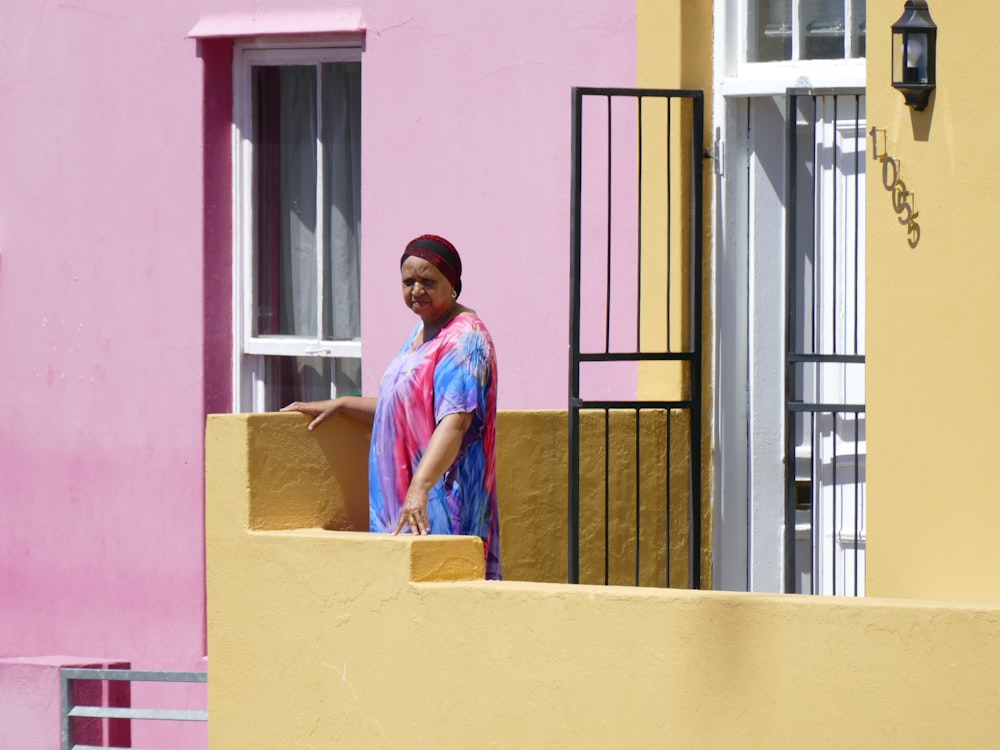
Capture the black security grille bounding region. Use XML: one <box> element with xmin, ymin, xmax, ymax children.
<box><xmin>568</xmin><ymin>87</ymin><xmax>704</xmax><ymax>588</ymax></box>
<box><xmin>784</xmin><ymin>88</ymin><xmax>867</xmax><ymax>596</ymax></box>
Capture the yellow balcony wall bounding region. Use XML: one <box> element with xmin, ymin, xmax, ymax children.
<box><xmin>207</xmin><ymin>413</ymin><xmax>1000</xmax><ymax>748</ymax></box>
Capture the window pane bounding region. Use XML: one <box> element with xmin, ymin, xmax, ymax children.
<box><xmin>748</xmin><ymin>1</ymin><xmax>864</xmax><ymax>62</ymax></box>
<box><xmin>802</xmin><ymin>0</ymin><xmax>845</xmax><ymax>60</ymax></box>
<box><xmin>852</xmin><ymin>0</ymin><xmax>866</xmax><ymax>58</ymax></box>
<box><xmin>260</xmin><ymin>356</ymin><xmax>362</xmax><ymax>411</ymax></box>
<box><xmin>335</xmin><ymin>357</ymin><xmax>362</xmax><ymax>397</ymax></box>
<box><xmin>750</xmin><ymin>0</ymin><xmax>792</xmax><ymax>62</ymax></box>
<box><xmin>321</xmin><ymin>61</ymin><xmax>362</xmax><ymax>341</ymax></box>
<box><xmin>252</xmin><ymin>65</ymin><xmax>319</xmax><ymax>338</ymax></box>
<box><xmin>262</xmin><ymin>355</ymin><xmax>329</xmax><ymax>410</ymax></box>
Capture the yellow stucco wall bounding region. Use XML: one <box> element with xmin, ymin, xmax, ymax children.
<box><xmin>207</xmin><ymin>413</ymin><xmax>1000</xmax><ymax>748</ymax></box>
<box><xmin>202</xmin><ymin>7</ymin><xmax>1000</xmax><ymax>746</ymax></box>
<box><xmin>636</xmin><ymin>0</ymin><xmax>715</xmax><ymax>584</ymax></box>
<box><xmin>257</xmin><ymin>410</ymin><xmax>692</xmax><ymax>588</ymax></box>
<box><xmin>866</xmin><ymin>1</ymin><xmax>1000</xmax><ymax>601</ymax></box>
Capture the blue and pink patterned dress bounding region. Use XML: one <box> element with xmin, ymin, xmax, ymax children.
<box><xmin>369</xmin><ymin>313</ymin><xmax>501</xmax><ymax>580</ymax></box>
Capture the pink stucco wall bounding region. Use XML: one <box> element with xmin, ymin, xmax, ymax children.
<box><xmin>0</xmin><ymin>1</ymin><xmax>634</xmax><ymax>745</ymax></box>
<box><xmin>0</xmin><ymin>0</ymin><xmax>209</xmax><ymax>654</ymax></box>
<box><xmin>358</xmin><ymin>2</ymin><xmax>637</xmax><ymax>406</ymax></box>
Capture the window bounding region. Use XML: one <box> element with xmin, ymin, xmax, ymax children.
<box><xmin>233</xmin><ymin>42</ymin><xmax>362</xmax><ymax>412</ymax></box>
<box><xmin>749</xmin><ymin>0</ymin><xmax>865</xmax><ymax>62</ymax></box>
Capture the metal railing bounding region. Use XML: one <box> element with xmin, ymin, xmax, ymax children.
<box><xmin>61</xmin><ymin>667</ymin><xmax>207</xmax><ymax>750</ymax></box>
<box><xmin>784</xmin><ymin>88</ymin><xmax>867</xmax><ymax>596</ymax></box>
<box><xmin>568</xmin><ymin>86</ymin><xmax>705</xmax><ymax>587</ymax></box>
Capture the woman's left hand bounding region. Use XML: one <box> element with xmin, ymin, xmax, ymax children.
<box><xmin>392</xmin><ymin>411</ymin><xmax>473</xmax><ymax>536</ymax></box>
<box><xmin>393</xmin><ymin>486</ymin><xmax>431</xmax><ymax>535</ymax></box>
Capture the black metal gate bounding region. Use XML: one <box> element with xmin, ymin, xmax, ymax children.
<box><xmin>783</xmin><ymin>87</ymin><xmax>867</xmax><ymax>596</ymax></box>
<box><xmin>568</xmin><ymin>87</ymin><xmax>704</xmax><ymax>588</ymax></box>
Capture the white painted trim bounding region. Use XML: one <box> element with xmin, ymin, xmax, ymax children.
<box><xmin>188</xmin><ymin>10</ymin><xmax>364</xmax><ymax>39</ymax></box>
<box><xmin>746</xmin><ymin>96</ymin><xmax>789</xmax><ymax>594</ymax></box>
<box><xmin>719</xmin><ymin>66</ymin><xmax>865</xmax><ymax>98</ymax></box>
<box><xmin>243</xmin><ymin>338</ymin><xmax>361</xmax><ymax>358</ymax></box>
<box><xmin>232</xmin><ymin>46</ymin><xmax>250</xmax><ymax>412</ymax></box>
<box><xmin>835</xmin><ymin>532</ymin><xmax>867</xmax><ymax>548</ymax></box>
<box><xmin>711</xmin><ymin>98</ymin><xmax>752</xmax><ymax>593</ymax></box>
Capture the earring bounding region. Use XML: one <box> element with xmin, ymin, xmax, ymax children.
<box><xmin>452</xmin><ymin>290</ymin><xmax>458</xmax><ymax>298</ymax></box>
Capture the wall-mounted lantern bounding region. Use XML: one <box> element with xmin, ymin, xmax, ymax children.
<box><xmin>891</xmin><ymin>1</ymin><xmax>937</xmax><ymax>110</ymax></box>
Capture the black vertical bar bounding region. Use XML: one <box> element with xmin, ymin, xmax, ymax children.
<box><xmin>635</xmin><ymin>408</ymin><xmax>641</xmax><ymax>586</ymax></box>
<box><xmin>688</xmin><ymin>93</ymin><xmax>704</xmax><ymax>589</ymax></box>
<box><xmin>832</xmin><ymin>96</ymin><xmax>838</xmax><ymax>353</ymax></box>
<box><xmin>604</xmin><ymin>94</ymin><xmax>612</xmax><ymax>586</ymax></box>
<box><xmin>809</xmin><ymin>413</ymin><xmax>817</xmax><ymax>595</ymax></box>
<box><xmin>666</xmin><ymin>97</ymin><xmax>673</xmax><ymax>352</ymax></box>
<box><xmin>854</xmin><ymin>95</ymin><xmax>861</xmax><ymax>355</ymax></box>
<box><xmin>605</xmin><ymin>95</ymin><xmax>613</xmax><ymax>354</ymax></box>
<box><xmin>783</xmin><ymin>90</ymin><xmax>799</xmax><ymax>593</ymax></box>
<box><xmin>633</xmin><ymin>94</ymin><xmax>642</xmax><ymax>582</ymax></box>
<box><xmin>666</xmin><ymin>409</ymin><xmax>672</xmax><ymax>587</ymax></box>
<box><xmin>811</xmin><ymin>96</ymin><xmax>818</xmax><ymax>355</ymax></box>
<box><xmin>604</xmin><ymin>408</ymin><xmax>611</xmax><ymax>585</ymax></box>
<box><xmin>854</xmin><ymin>412</ymin><xmax>860</xmax><ymax>596</ymax></box>
<box><xmin>831</xmin><ymin>410</ymin><xmax>838</xmax><ymax>593</ymax></box>
<box><xmin>568</xmin><ymin>87</ymin><xmax>583</xmax><ymax>584</ymax></box>
<box><xmin>812</xmin><ymin>97</ymin><xmax>822</xmax><ymax>595</ymax></box>
<box><xmin>744</xmin><ymin>103</ymin><xmax>752</xmax><ymax>582</ymax></box>
<box><xmin>637</xmin><ymin>97</ymin><xmax>643</xmax><ymax>352</ymax></box>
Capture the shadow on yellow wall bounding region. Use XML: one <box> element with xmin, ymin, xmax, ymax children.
<box><xmin>255</xmin><ymin>410</ymin><xmax>695</xmax><ymax>586</ymax></box>
<box><xmin>207</xmin><ymin>413</ymin><xmax>1000</xmax><ymax>748</ymax></box>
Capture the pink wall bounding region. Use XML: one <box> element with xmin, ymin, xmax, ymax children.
<box><xmin>357</xmin><ymin>1</ymin><xmax>637</xmax><ymax>408</ymax></box>
<box><xmin>0</xmin><ymin>0</ymin><xmax>209</xmax><ymax>659</ymax></box>
<box><xmin>0</xmin><ymin>0</ymin><xmax>634</xmax><ymax>744</ymax></box>
<box><xmin>0</xmin><ymin>1</ymin><xmax>211</xmax><ymax>743</ymax></box>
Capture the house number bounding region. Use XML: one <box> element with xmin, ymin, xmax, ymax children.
<box><xmin>869</xmin><ymin>127</ymin><xmax>920</xmax><ymax>248</ymax></box>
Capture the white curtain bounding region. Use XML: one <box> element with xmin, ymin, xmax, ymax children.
<box><xmin>273</xmin><ymin>62</ymin><xmax>361</xmax><ymax>341</ymax></box>
<box><xmin>323</xmin><ymin>62</ymin><xmax>362</xmax><ymax>341</ymax></box>
<box><xmin>279</xmin><ymin>65</ymin><xmax>318</xmax><ymax>337</ymax></box>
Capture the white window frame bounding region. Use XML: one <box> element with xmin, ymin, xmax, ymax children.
<box><xmin>231</xmin><ymin>38</ymin><xmax>362</xmax><ymax>412</ymax></box>
<box><xmin>718</xmin><ymin>0</ymin><xmax>865</xmax><ymax>98</ymax></box>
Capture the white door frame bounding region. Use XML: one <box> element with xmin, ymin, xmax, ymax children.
<box><xmin>711</xmin><ymin>0</ymin><xmax>865</xmax><ymax>593</ymax></box>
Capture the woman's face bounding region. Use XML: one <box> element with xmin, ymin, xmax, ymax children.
<box><xmin>400</xmin><ymin>256</ymin><xmax>456</xmax><ymax>323</ymax></box>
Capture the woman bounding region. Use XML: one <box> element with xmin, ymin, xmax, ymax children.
<box><xmin>282</xmin><ymin>234</ymin><xmax>501</xmax><ymax>580</ymax></box>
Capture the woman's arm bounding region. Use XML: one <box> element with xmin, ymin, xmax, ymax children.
<box><xmin>393</xmin><ymin>411</ymin><xmax>474</xmax><ymax>535</ymax></box>
<box><xmin>280</xmin><ymin>396</ymin><xmax>377</xmax><ymax>430</ymax></box>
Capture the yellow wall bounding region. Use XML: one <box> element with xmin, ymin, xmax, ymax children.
<box><xmin>636</xmin><ymin>0</ymin><xmax>715</xmax><ymax>583</ymax></box>
<box><xmin>866</xmin><ymin>1</ymin><xmax>1000</xmax><ymax>601</ymax></box>
<box><xmin>203</xmin><ymin>7</ymin><xmax>1000</xmax><ymax>746</ymax></box>
<box><xmin>257</xmin><ymin>410</ymin><xmax>692</xmax><ymax>588</ymax></box>
<box><xmin>207</xmin><ymin>414</ymin><xmax>1000</xmax><ymax>748</ymax></box>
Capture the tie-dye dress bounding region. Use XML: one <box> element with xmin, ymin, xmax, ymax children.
<box><xmin>369</xmin><ymin>313</ymin><xmax>501</xmax><ymax>580</ymax></box>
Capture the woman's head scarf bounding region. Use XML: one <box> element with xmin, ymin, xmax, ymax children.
<box><xmin>401</xmin><ymin>234</ymin><xmax>463</xmax><ymax>297</ymax></box>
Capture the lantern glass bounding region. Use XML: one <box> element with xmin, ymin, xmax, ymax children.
<box><xmin>893</xmin><ymin>30</ymin><xmax>931</xmax><ymax>84</ymax></box>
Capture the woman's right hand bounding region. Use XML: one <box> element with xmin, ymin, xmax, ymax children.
<box><xmin>280</xmin><ymin>399</ymin><xmax>340</xmax><ymax>431</ymax></box>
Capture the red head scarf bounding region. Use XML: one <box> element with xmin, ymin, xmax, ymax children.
<box><xmin>400</xmin><ymin>234</ymin><xmax>463</xmax><ymax>297</ymax></box>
